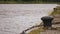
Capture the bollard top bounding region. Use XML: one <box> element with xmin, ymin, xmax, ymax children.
<box><xmin>41</xmin><ymin>16</ymin><xmax>54</xmax><ymax>20</ymax></box>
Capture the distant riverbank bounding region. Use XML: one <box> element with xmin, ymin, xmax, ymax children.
<box><xmin>0</xmin><ymin>1</ymin><xmax>60</xmax><ymax>4</ymax></box>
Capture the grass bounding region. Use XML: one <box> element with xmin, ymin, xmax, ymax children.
<box><xmin>28</xmin><ymin>29</ymin><xmax>40</xmax><ymax>34</ymax></box>
<box><xmin>28</xmin><ymin>26</ymin><xmax>44</xmax><ymax>34</ymax></box>
<box><xmin>51</xmin><ymin>10</ymin><xmax>60</xmax><ymax>15</ymax></box>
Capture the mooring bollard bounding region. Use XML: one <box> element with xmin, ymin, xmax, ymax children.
<box><xmin>41</xmin><ymin>16</ymin><xmax>54</xmax><ymax>29</ymax></box>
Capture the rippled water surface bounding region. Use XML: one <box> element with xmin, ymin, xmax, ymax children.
<box><xmin>0</xmin><ymin>4</ymin><xmax>57</xmax><ymax>34</ymax></box>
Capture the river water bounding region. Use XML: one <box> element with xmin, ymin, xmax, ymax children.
<box><xmin>0</xmin><ymin>4</ymin><xmax>57</xmax><ymax>34</ymax></box>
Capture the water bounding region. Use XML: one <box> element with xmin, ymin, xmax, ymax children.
<box><xmin>0</xmin><ymin>4</ymin><xmax>57</xmax><ymax>34</ymax></box>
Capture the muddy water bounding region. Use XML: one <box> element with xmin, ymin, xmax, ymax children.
<box><xmin>0</xmin><ymin>4</ymin><xmax>57</xmax><ymax>34</ymax></box>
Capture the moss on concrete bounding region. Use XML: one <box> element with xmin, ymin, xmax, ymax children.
<box><xmin>51</xmin><ymin>6</ymin><xmax>60</xmax><ymax>15</ymax></box>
